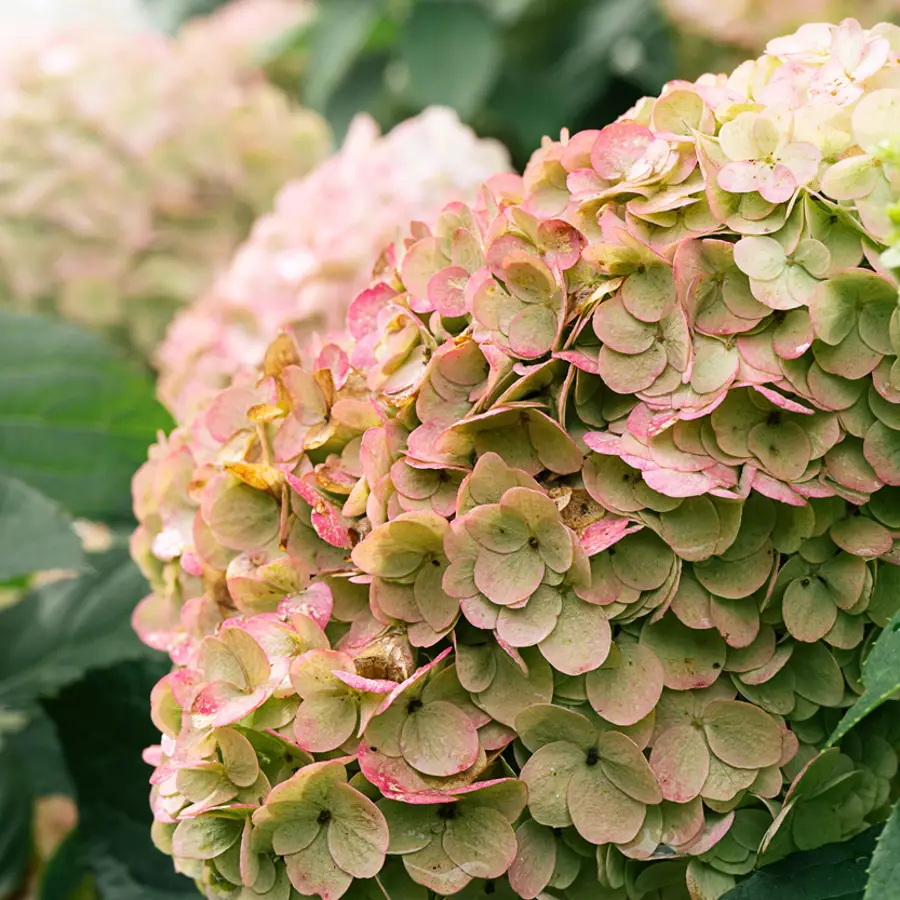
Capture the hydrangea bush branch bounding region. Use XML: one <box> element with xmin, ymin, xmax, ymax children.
<box><xmin>133</xmin><ymin>19</ymin><xmax>900</xmax><ymax>900</ymax></box>
<box><xmin>156</xmin><ymin>107</ymin><xmax>511</xmax><ymax>423</ymax></box>
<box><xmin>0</xmin><ymin>23</ymin><xmax>330</xmax><ymax>357</ymax></box>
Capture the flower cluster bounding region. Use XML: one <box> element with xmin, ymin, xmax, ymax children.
<box><xmin>134</xmin><ymin>19</ymin><xmax>900</xmax><ymax>900</ymax></box>
<box><xmin>662</xmin><ymin>0</ymin><xmax>900</xmax><ymax>76</ymax></box>
<box><xmin>155</xmin><ymin>107</ymin><xmax>511</xmax><ymax>423</ymax></box>
<box><xmin>0</xmin><ymin>25</ymin><xmax>330</xmax><ymax>356</ymax></box>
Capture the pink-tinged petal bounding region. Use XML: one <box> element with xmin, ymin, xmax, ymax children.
<box><xmin>750</xmin><ymin>385</ymin><xmax>814</xmax><ymax>414</ymax></box>
<box><xmin>294</xmin><ymin>694</ymin><xmax>358</xmax><ymax>753</ymax></box>
<box><xmin>586</xmin><ymin>641</ymin><xmax>665</xmax><ymax>726</ymax></box>
<box><xmin>348</xmin><ymin>283</ymin><xmax>396</xmax><ymax>340</ymax></box>
<box><xmin>143</xmin><ymin>745</ymin><xmax>162</xmax><ymax>766</ymax></box>
<box><xmin>459</xmin><ymin>593</ymin><xmax>500</xmax><ymax>629</ymax></box>
<box><xmin>537</xmin><ymin>219</ymin><xmax>586</xmax><ymax>269</ymax></box>
<box><xmin>591</xmin><ymin>122</ymin><xmax>654</xmax><ymax>180</ymax></box>
<box><xmin>751</xmin><ymin>472</ymin><xmax>807</xmax><ymax>507</ymax></box>
<box><xmin>380</xmin><ymin>648</ymin><xmax>453</xmax><ymax>713</ymax></box>
<box><xmin>539</xmin><ymin>594</ymin><xmax>611</xmax><ymax>676</ymax></box>
<box><xmin>650</xmin><ymin>725</ymin><xmax>710</xmax><ymax>802</ymax></box>
<box><xmin>777</xmin><ymin>142</ymin><xmax>821</xmax><ymax>185</ymax></box>
<box><xmin>316</xmin><ymin>345</ymin><xmax>350</xmax><ymax>389</ymax></box>
<box><xmin>508</xmin><ymin>304</ymin><xmax>558</xmax><ymax>359</ymax></box>
<box><xmin>428</xmin><ymin>266</ymin><xmax>470</xmax><ymax>318</ymax></box>
<box><xmin>332</xmin><ymin>670</ymin><xmax>397</xmax><ymax>693</ymax></box>
<box><xmin>474</xmin><ymin>547</ymin><xmax>544</xmax><ymax>606</ymax></box>
<box><xmin>553</xmin><ymin>348</ymin><xmax>600</xmax><ymax>374</ymax></box>
<box><xmin>679</xmin><ymin>811</ymin><xmax>735</xmax><ymax>856</ymax></box>
<box><xmin>643</xmin><ymin>468</ymin><xmax>715</xmax><ymax>498</ymax></box>
<box><xmin>205</xmin><ymin>385</ymin><xmax>262</xmax><ymax>443</ymax></box>
<box><xmin>191</xmin><ymin>683</ymin><xmax>268</xmax><ymax>728</ymax></box>
<box><xmin>580</xmin><ymin>519</ymin><xmax>644</xmax><ymax>555</ymax></box>
<box><xmin>357</xmin><ymin>742</ymin><xmax>432</xmax><ymax>798</ymax></box>
<box><xmin>583</xmin><ymin>431</ymin><xmax>623</xmax><ymax>455</ymax></box>
<box><xmin>278</xmin><ymin>581</ymin><xmax>334</xmax><ymax>629</ymax></box>
<box><xmin>400</xmin><ymin>700</ymin><xmax>480</xmax><ymax>776</ymax></box>
<box><xmin>717</xmin><ymin>160</ymin><xmax>765</xmax><ymax>195</ymax></box>
<box><xmin>757</xmin><ymin>164</ymin><xmax>797</xmax><ymax>204</ymax></box>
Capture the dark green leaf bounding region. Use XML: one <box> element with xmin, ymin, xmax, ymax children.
<box><xmin>38</xmin><ymin>829</ymin><xmax>92</xmax><ymax>900</ymax></box>
<box><xmin>723</xmin><ymin>827</ymin><xmax>879</xmax><ymax>900</ymax></box>
<box><xmin>555</xmin><ymin>0</ymin><xmax>665</xmax><ymax>119</ymax></box>
<box><xmin>305</xmin><ymin>0</ymin><xmax>381</xmax><ymax>111</ymax></box>
<box><xmin>0</xmin><ymin>544</ymin><xmax>152</xmax><ymax>711</ymax></box>
<box><xmin>866</xmin><ymin>802</ymin><xmax>900</xmax><ymax>899</ymax></box>
<box><xmin>45</xmin><ymin>660</ymin><xmax>196</xmax><ymax>900</ymax></box>
<box><xmin>0</xmin><ymin>312</ymin><xmax>172</xmax><ymax>520</ymax></box>
<box><xmin>0</xmin><ymin>476</ymin><xmax>84</xmax><ymax>582</ymax></box>
<box><xmin>325</xmin><ymin>53</ymin><xmax>391</xmax><ymax>142</ymax></box>
<box><xmin>0</xmin><ymin>739</ymin><xmax>33</xmax><ymax>898</ymax></box>
<box><xmin>399</xmin><ymin>0</ymin><xmax>501</xmax><ymax>118</ymax></box>
<box><xmin>827</xmin><ymin>610</ymin><xmax>900</xmax><ymax>747</ymax></box>
<box><xmin>8</xmin><ymin>709</ymin><xmax>74</xmax><ymax>799</ymax></box>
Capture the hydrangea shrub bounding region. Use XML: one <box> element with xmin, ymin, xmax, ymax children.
<box><xmin>0</xmin><ymin>26</ymin><xmax>330</xmax><ymax>356</ymax></box>
<box><xmin>156</xmin><ymin>107</ymin><xmax>510</xmax><ymax>423</ymax></box>
<box><xmin>133</xmin><ymin>18</ymin><xmax>900</xmax><ymax>900</ymax></box>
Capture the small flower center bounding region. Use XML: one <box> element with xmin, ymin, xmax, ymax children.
<box><xmin>585</xmin><ymin>747</ymin><xmax>600</xmax><ymax>767</ymax></box>
<box><xmin>407</xmin><ymin>698</ymin><xmax>424</xmax><ymax>714</ymax></box>
<box><xmin>317</xmin><ymin>810</ymin><xmax>332</xmax><ymax>825</ymax></box>
<box><xmin>528</xmin><ymin>537</ymin><xmax>539</xmax><ymax>549</ymax></box>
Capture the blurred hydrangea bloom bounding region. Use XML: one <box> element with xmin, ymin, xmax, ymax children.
<box><xmin>0</xmin><ymin>25</ymin><xmax>330</xmax><ymax>356</ymax></box>
<box><xmin>178</xmin><ymin>0</ymin><xmax>313</xmax><ymax>79</ymax></box>
<box><xmin>156</xmin><ymin>107</ymin><xmax>510</xmax><ymax>422</ymax></box>
<box><xmin>663</xmin><ymin>0</ymin><xmax>900</xmax><ymax>77</ymax></box>
<box><xmin>133</xmin><ymin>19</ymin><xmax>900</xmax><ymax>900</ymax></box>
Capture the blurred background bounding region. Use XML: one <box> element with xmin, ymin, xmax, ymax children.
<box><xmin>1</xmin><ymin>2</ymin><xmax>899</xmax><ymax>900</ymax></box>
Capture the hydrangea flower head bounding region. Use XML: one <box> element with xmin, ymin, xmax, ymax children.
<box><xmin>0</xmin><ymin>24</ymin><xmax>330</xmax><ymax>356</ymax></box>
<box><xmin>135</xmin><ymin>19</ymin><xmax>900</xmax><ymax>900</ymax></box>
<box><xmin>156</xmin><ymin>107</ymin><xmax>511</xmax><ymax>422</ymax></box>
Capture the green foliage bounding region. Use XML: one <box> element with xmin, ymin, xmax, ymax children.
<box><xmin>722</xmin><ymin>826</ymin><xmax>879</xmax><ymax>900</ymax></box>
<box><xmin>46</xmin><ymin>661</ymin><xmax>197</xmax><ymax>900</ymax></box>
<box><xmin>0</xmin><ymin>739</ymin><xmax>32</xmax><ymax>899</ymax></box>
<box><xmin>827</xmin><ymin>609</ymin><xmax>900</xmax><ymax>747</ymax></box>
<box><xmin>0</xmin><ymin>312</ymin><xmax>173</xmax><ymax>521</ymax></box>
<box><xmin>0</xmin><ymin>476</ymin><xmax>84</xmax><ymax>582</ymax></box>
<box><xmin>0</xmin><ymin>543</ymin><xmax>152</xmax><ymax>713</ymax></box>
<box><xmin>265</xmin><ymin>0</ymin><xmax>674</xmax><ymax>166</ymax></box>
<box><xmin>866</xmin><ymin>803</ymin><xmax>900</xmax><ymax>900</ymax></box>
<box><xmin>37</xmin><ymin>830</ymin><xmax>92</xmax><ymax>900</ymax></box>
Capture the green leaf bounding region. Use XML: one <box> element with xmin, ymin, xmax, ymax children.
<box><xmin>827</xmin><ymin>609</ymin><xmax>900</xmax><ymax>747</ymax></box>
<box><xmin>865</xmin><ymin>802</ymin><xmax>900</xmax><ymax>899</ymax></box>
<box><xmin>0</xmin><ymin>544</ymin><xmax>153</xmax><ymax>711</ymax></box>
<box><xmin>722</xmin><ymin>827</ymin><xmax>879</xmax><ymax>900</ymax></box>
<box><xmin>399</xmin><ymin>0</ymin><xmax>501</xmax><ymax>118</ymax></box>
<box><xmin>324</xmin><ymin>53</ymin><xmax>391</xmax><ymax>142</ymax></box>
<box><xmin>0</xmin><ymin>738</ymin><xmax>33</xmax><ymax>898</ymax></box>
<box><xmin>0</xmin><ymin>313</ymin><xmax>172</xmax><ymax>520</ymax></box>
<box><xmin>305</xmin><ymin>0</ymin><xmax>381</xmax><ymax>111</ymax></box>
<box><xmin>38</xmin><ymin>829</ymin><xmax>93</xmax><ymax>900</ymax></box>
<box><xmin>0</xmin><ymin>476</ymin><xmax>84</xmax><ymax>581</ymax></box>
<box><xmin>45</xmin><ymin>660</ymin><xmax>197</xmax><ymax>900</ymax></box>
<box><xmin>8</xmin><ymin>708</ymin><xmax>74</xmax><ymax>798</ymax></box>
